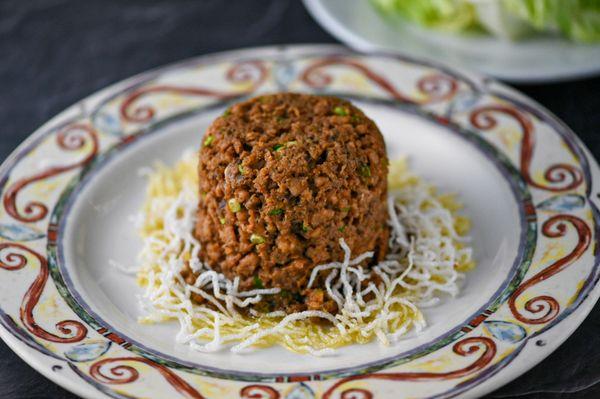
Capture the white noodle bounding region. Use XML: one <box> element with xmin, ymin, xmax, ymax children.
<box><xmin>135</xmin><ymin>156</ymin><xmax>473</xmax><ymax>355</ymax></box>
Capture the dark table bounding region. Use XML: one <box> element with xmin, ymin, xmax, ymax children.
<box><xmin>1</xmin><ymin>1</ymin><xmax>599</xmax><ymax>398</ymax></box>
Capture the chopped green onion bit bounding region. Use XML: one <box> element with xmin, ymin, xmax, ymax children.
<box><xmin>228</xmin><ymin>198</ymin><xmax>241</xmax><ymax>212</ymax></box>
<box><xmin>253</xmin><ymin>275</ymin><xmax>264</xmax><ymax>288</ymax></box>
<box><xmin>219</xmin><ymin>217</ymin><xmax>226</xmax><ymax>225</ymax></box>
<box><xmin>250</xmin><ymin>234</ymin><xmax>266</xmax><ymax>245</ymax></box>
<box><xmin>359</xmin><ymin>164</ymin><xmax>371</xmax><ymax>178</ymax></box>
<box><xmin>302</xmin><ymin>223</ymin><xmax>310</xmax><ymax>233</ymax></box>
<box><xmin>203</xmin><ymin>135</ymin><xmax>215</xmax><ymax>147</ymax></box>
<box><xmin>341</xmin><ymin>207</ymin><xmax>350</xmax><ymax>212</ymax></box>
<box><xmin>268</xmin><ymin>208</ymin><xmax>284</xmax><ymax>216</ymax></box>
<box><xmin>273</xmin><ymin>144</ymin><xmax>284</xmax><ymax>152</ymax></box>
<box><xmin>338</xmin><ymin>225</ymin><xmax>346</xmax><ymax>232</ymax></box>
<box><xmin>333</xmin><ymin>106</ymin><xmax>348</xmax><ymax>116</ymax></box>
<box><xmin>238</xmin><ymin>164</ymin><xmax>245</xmax><ymax>174</ymax></box>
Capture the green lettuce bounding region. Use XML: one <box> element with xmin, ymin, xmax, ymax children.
<box><xmin>371</xmin><ymin>0</ymin><xmax>480</xmax><ymax>33</ymax></box>
<box><xmin>502</xmin><ymin>0</ymin><xmax>600</xmax><ymax>42</ymax></box>
<box><xmin>371</xmin><ymin>0</ymin><xmax>600</xmax><ymax>42</ymax></box>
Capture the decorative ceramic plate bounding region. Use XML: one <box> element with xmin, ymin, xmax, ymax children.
<box><xmin>303</xmin><ymin>0</ymin><xmax>600</xmax><ymax>82</ymax></box>
<box><xmin>0</xmin><ymin>44</ymin><xmax>599</xmax><ymax>399</ymax></box>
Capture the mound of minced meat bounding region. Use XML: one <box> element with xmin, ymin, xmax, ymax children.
<box><xmin>188</xmin><ymin>93</ymin><xmax>389</xmax><ymax>313</ymax></box>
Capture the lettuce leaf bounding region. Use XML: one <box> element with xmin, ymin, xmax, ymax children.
<box><xmin>372</xmin><ymin>0</ymin><xmax>600</xmax><ymax>42</ymax></box>
<box><xmin>371</xmin><ymin>0</ymin><xmax>480</xmax><ymax>33</ymax></box>
<box><xmin>474</xmin><ymin>1</ymin><xmax>534</xmax><ymax>40</ymax></box>
<box><xmin>502</xmin><ymin>0</ymin><xmax>600</xmax><ymax>42</ymax></box>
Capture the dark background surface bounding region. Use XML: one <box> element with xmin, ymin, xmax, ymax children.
<box><xmin>0</xmin><ymin>0</ymin><xmax>599</xmax><ymax>398</ymax></box>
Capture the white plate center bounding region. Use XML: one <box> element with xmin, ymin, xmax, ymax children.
<box><xmin>60</xmin><ymin>102</ymin><xmax>524</xmax><ymax>375</ymax></box>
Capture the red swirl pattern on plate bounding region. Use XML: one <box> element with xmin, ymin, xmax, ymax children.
<box><xmin>300</xmin><ymin>57</ymin><xmax>458</xmax><ymax>104</ymax></box>
<box><xmin>509</xmin><ymin>214</ymin><xmax>591</xmax><ymax>324</ymax></box>
<box><xmin>340</xmin><ymin>388</ymin><xmax>373</xmax><ymax>399</ymax></box>
<box><xmin>3</xmin><ymin>123</ymin><xmax>99</xmax><ymax>223</ymax></box>
<box><xmin>90</xmin><ymin>357</ymin><xmax>205</xmax><ymax>399</ymax></box>
<box><xmin>469</xmin><ymin>105</ymin><xmax>583</xmax><ymax>192</ymax></box>
<box><xmin>0</xmin><ymin>243</ymin><xmax>87</xmax><ymax>342</ymax></box>
<box><xmin>240</xmin><ymin>384</ymin><xmax>280</xmax><ymax>399</ymax></box>
<box><xmin>119</xmin><ymin>60</ymin><xmax>268</xmax><ymax>123</ymax></box>
<box><xmin>322</xmin><ymin>337</ymin><xmax>496</xmax><ymax>399</ymax></box>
